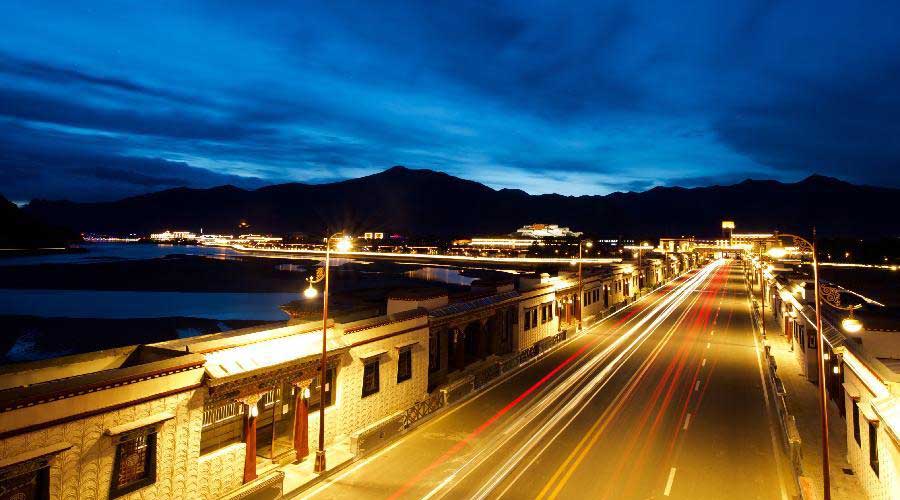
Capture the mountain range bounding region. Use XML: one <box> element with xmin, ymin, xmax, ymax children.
<box><xmin>1</xmin><ymin>195</ymin><xmax>77</xmax><ymax>248</ymax></box>
<box><xmin>20</xmin><ymin>166</ymin><xmax>900</xmax><ymax>238</ymax></box>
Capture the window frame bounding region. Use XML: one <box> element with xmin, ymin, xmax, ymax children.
<box><xmin>362</xmin><ymin>357</ymin><xmax>381</xmax><ymax>398</ymax></box>
<box><xmin>397</xmin><ymin>348</ymin><xmax>413</xmax><ymax>383</ymax></box>
<box><xmin>309</xmin><ymin>366</ymin><xmax>336</xmax><ymax>412</ymax></box>
<box><xmin>869</xmin><ymin>421</ymin><xmax>879</xmax><ymax>476</ymax></box>
<box><xmin>852</xmin><ymin>399</ymin><xmax>861</xmax><ymax>446</ymax></box>
<box><xmin>109</xmin><ymin>427</ymin><xmax>158</xmax><ymax>498</ymax></box>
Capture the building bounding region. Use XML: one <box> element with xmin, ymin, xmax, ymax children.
<box><xmin>761</xmin><ymin>264</ymin><xmax>900</xmax><ymax>500</ymax></box>
<box><xmin>149</xmin><ymin>230</ymin><xmax>198</xmax><ymax>242</ymax></box>
<box><xmin>515</xmin><ymin>223</ymin><xmax>582</xmax><ymax>239</ymax></box>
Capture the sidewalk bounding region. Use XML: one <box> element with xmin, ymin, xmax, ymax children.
<box><xmin>757</xmin><ymin>285</ymin><xmax>866</xmax><ymax>499</ymax></box>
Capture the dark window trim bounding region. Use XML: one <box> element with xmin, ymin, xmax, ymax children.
<box><xmin>109</xmin><ymin>427</ymin><xmax>158</xmax><ymax>498</ymax></box>
<box><xmin>852</xmin><ymin>399</ymin><xmax>861</xmax><ymax>446</ymax></box>
<box><xmin>869</xmin><ymin>421</ymin><xmax>879</xmax><ymax>476</ymax></box>
<box><xmin>362</xmin><ymin>358</ymin><xmax>381</xmax><ymax>398</ymax></box>
<box><xmin>397</xmin><ymin>349</ymin><xmax>413</xmax><ymax>383</ymax></box>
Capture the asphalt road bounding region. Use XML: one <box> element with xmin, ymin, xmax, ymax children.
<box><xmin>296</xmin><ymin>260</ymin><xmax>795</xmax><ymax>500</ymax></box>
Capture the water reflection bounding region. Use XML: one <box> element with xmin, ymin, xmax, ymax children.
<box><xmin>405</xmin><ymin>267</ymin><xmax>477</xmax><ymax>286</ymax></box>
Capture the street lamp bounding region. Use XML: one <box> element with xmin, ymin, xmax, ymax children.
<box><xmin>768</xmin><ymin>231</ymin><xmax>859</xmax><ymax>500</ymax></box>
<box><xmin>577</xmin><ymin>240</ymin><xmax>592</xmax><ymax>330</ymax></box>
<box><xmin>304</xmin><ymin>231</ymin><xmax>351</xmax><ymax>473</ymax></box>
<box><xmin>624</xmin><ymin>243</ymin><xmax>654</xmax><ymax>293</ymax></box>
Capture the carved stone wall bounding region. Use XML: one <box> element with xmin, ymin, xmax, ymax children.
<box><xmin>196</xmin><ymin>442</ymin><xmax>245</xmax><ymax>500</ymax></box>
<box><xmin>0</xmin><ymin>388</ymin><xmax>204</xmax><ymax>500</ymax></box>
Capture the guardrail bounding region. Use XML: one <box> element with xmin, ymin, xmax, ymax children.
<box><xmin>746</xmin><ymin>275</ymin><xmax>810</xmax><ymax>497</ymax></box>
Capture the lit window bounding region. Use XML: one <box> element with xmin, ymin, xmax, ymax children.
<box><xmin>110</xmin><ymin>427</ymin><xmax>157</xmax><ymax>498</ymax></box>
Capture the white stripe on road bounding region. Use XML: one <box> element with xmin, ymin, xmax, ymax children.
<box><xmin>702</xmin><ymin>358</ymin><xmax>707</xmax><ymax>367</ymax></box>
<box><xmin>683</xmin><ymin>413</ymin><xmax>691</xmax><ymax>431</ymax></box>
<box><xmin>664</xmin><ymin>467</ymin><xmax>677</xmax><ymax>496</ymax></box>
<box><xmin>694</xmin><ymin>380</ymin><xmax>700</xmax><ymax>391</ymax></box>
<box><xmin>706</xmin><ymin>342</ymin><xmax>711</xmax><ymax>349</ymax></box>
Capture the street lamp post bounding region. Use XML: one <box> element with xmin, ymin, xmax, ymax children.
<box><xmin>304</xmin><ymin>232</ymin><xmax>351</xmax><ymax>473</ymax></box>
<box><xmin>577</xmin><ymin>240</ymin><xmax>592</xmax><ymax>330</ymax></box>
<box><xmin>768</xmin><ymin>231</ymin><xmax>830</xmax><ymax>499</ymax></box>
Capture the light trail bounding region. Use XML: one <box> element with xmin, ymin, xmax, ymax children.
<box><xmin>605</xmin><ymin>263</ymin><xmax>730</xmax><ymax>498</ymax></box>
<box><xmin>420</xmin><ymin>261</ymin><xmax>725</xmax><ymax>500</ymax></box>
<box><xmin>383</xmin><ymin>281</ymin><xmax>680</xmax><ymax>500</ymax></box>
<box><xmin>484</xmin><ymin>266</ymin><xmax>717</xmax><ymax>500</ymax></box>
<box><xmin>533</xmin><ymin>264</ymin><xmax>724</xmax><ymax>500</ymax></box>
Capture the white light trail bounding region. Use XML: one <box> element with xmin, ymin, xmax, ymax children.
<box><xmin>426</xmin><ymin>260</ymin><xmax>724</xmax><ymax>500</ymax></box>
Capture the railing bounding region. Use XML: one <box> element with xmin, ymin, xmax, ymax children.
<box><xmin>401</xmin><ymin>391</ymin><xmax>445</xmax><ymax>429</ymax></box>
<box><xmin>746</xmin><ymin>276</ymin><xmax>805</xmax><ymax>480</ymax></box>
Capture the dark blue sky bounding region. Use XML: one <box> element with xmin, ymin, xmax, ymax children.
<box><xmin>2</xmin><ymin>1</ymin><xmax>900</xmax><ymax>202</ymax></box>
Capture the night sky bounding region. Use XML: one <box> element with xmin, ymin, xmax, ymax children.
<box><xmin>2</xmin><ymin>1</ymin><xmax>900</xmax><ymax>203</ymax></box>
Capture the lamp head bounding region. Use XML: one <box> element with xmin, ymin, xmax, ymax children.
<box><xmin>842</xmin><ymin>317</ymin><xmax>863</xmax><ymax>333</ymax></box>
<box><xmin>767</xmin><ymin>247</ymin><xmax>788</xmax><ymax>259</ymax></box>
<box><xmin>335</xmin><ymin>236</ymin><xmax>352</xmax><ymax>253</ymax></box>
<box><xmin>303</xmin><ymin>284</ymin><xmax>318</xmax><ymax>299</ymax></box>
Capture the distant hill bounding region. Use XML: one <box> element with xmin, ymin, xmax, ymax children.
<box><xmin>1</xmin><ymin>195</ymin><xmax>77</xmax><ymax>248</ymax></box>
<box><xmin>22</xmin><ymin>167</ymin><xmax>900</xmax><ymax>238</ymax></box>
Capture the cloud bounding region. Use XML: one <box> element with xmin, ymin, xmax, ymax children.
<box><xmin>0</xmin><ymin>0</ymin><xmax>899</xmax><ymax>203</ymax></box>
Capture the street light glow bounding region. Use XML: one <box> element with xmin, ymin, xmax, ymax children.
<box><xmin>336</xmin><ymin>236</ymin><xmax>352</xmax><ymax>253</ymax></box>
<box><xmin>842</xmin><ymin>317</ymin><xmax>863</xmax><ymax>333</ymax></box>
<box><xmin>767</xmin><ymin>247</ymin><xmax>788</xmax><ymax>258</ymax></box>
<box><xmin>304</xmin><ymin>284</ymin><xmax>319</xmax><ymax>299</ymax></box>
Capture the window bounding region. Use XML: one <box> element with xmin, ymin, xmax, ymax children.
<box><xmin>524</xmin><ymin>307</ymin><xmax>538</xmax><ymax>330</ymax></box>
<box><xmin>110</xmin><ymin>428</ymin><xmax>157</xmax><ymax>498</ymax></box>
<box><xmin>869</xmin><ymin>421</ymin><xmax>879</xmax><ymax>476</ymax></box>
<box><xmin>309</xmin><ymin>367</ymin><xmax>335</xmax><ymax>411</ymax></box>
<box><xmin>541</xmin><ymin>304</ymin><xmax>548</xmax><ymax>323</ymax></box>
<box><xmin>852</xmin><ymin>399</ymin><xmax>860</xmax><ymax>446</ymax></box>
<box><xmin>362</xmin><ymin>358</ymin><xmax>380</xmax><ymax>397</ymax></box>
<box><xmin>397</xmin><ymin>348</ymin><xmax>412</xmax><ymax>383</ymax></box>
<box><xmin>0</xmin><ymin>457</ymin><xmax>51</xmax><ymax>500</ymax></box>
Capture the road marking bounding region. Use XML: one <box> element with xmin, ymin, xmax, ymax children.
<box><xmin>702</xmin><ymin>358</ymin><xmax>707</xmax><ymax>367</ymax></box>
<box><xmin>694</xmin><ymin>380</ymin><xmax>700</xmax><ymax>391</ymax></box>
<box><xmin>664</xmin><ymin>467</ymin><xmax>677</xmax><ymax>496</ymax></box>
<box><xmin>706</xmin><ymin>342</ymin><xmax>710</xmax><ymax>349</ymax></box>
<box><xmin>710</xmin><ymin>330</ymin><xmax>714</xmax><ymax>336</ymax></box>
<box><xmin>683</xmin><ymin>413</ymin><xmax>691</xmax><ymax>430</ymax></box>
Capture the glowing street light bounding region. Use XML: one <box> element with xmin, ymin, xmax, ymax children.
<box><xmin>576</xmin><ymin>240</ymin><xmax>593</xmax><ymax>330</ymax></box>
<box><xmin>767</xmin><ymin>247</ymin><xmax>788</xmax><ymax>259</ymax></box>
<box><xmin>303</xmin><ymin>231</ymin><xmax>351</xmax><ymax>474</ymax></box>
<box><xmin>841</xmin><ymin>316</ymin><xmax>863</xmax><ymax>333</ymax></box>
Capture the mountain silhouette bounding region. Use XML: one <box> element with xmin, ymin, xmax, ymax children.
<box><xmin>21</xmin><ymin>166</ymin><xmax>899</xmax><ymax>238</ymax></box>
<box><xmin>1</xmin><ymin>195</ymin><xmax>78</xmax><ymax>248</ymax></box>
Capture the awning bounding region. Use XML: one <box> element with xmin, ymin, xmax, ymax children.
<box><xmin>0</xmin><ymin>442</ymin><xmax>72</xmax><ymax>470</ymax></box>
<box><xmin>106</xmin><ymin>411</ymin><xmax>175</xmax><ymax>436</ymax></box>
<box><xmin>861</xmin><ymin>404</ymin><xmax>879</xmax><ymax>424</ymax></box>
<box><xmin>359</xmin><ymin>349</ymin><xmax>387</xmax><ymax>360</ymax></box>
<box><xmin>842</xmin><ymin>382</ymin><xmax>861</xmax><ymax>400</ymax></box>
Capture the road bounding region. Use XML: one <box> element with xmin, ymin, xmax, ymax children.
<box><xmin>296</xmin><ymin>260</ymin><xmax>795</xmax><ymax>500</ymax></box>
